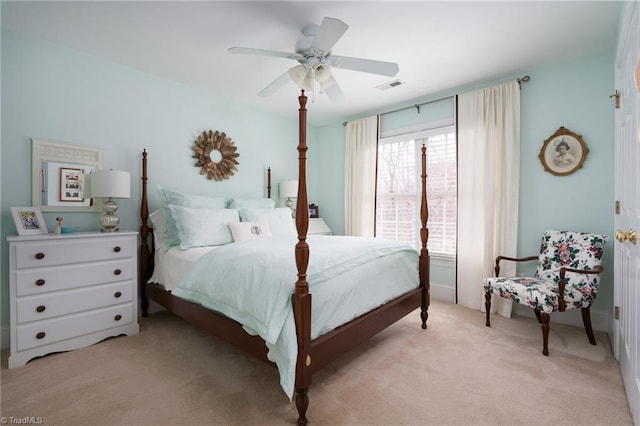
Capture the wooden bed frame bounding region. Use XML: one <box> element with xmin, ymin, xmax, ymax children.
<box><xmin>138</xmin><ymin>91</ymin><xmax>430</xmax><ymax>425</ymax></box>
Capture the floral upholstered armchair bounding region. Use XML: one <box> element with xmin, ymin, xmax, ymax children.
<box><xmin>483</xmin><ymin>230</ymin><xmax>608</xmax><ymax>356</ymax></box>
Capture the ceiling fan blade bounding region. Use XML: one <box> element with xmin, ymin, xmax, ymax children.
<box><xmin>329</xmin><ymin>55</ymin><xmax>399</xmax><ymax>77</ymax></box>
<box><xmin>228</xmin><ymin>47</ymin><xmax>302</xmax><ymax>61</ymax></box>
<box><xmin>311</xmin><ymin>17</ymin><xmax>349</xmax><ymax>53</ymax></box>
<box><xmin>322</xmin><ymin>76</ymin><xmax>345</xmax><ymax>103</ymax></box>
<box><xmin>258</xmin><ymin>71</ymin><xmax>292</xmax><ymax>97</ymax></box>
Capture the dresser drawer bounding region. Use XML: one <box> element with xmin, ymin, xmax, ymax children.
<box><xmin>16</xmin><ymin>281</ymin><xmax>133</xmax><ymax>324</ymax></box>
<box><xmin>15</xmin><ymin>236</ymin><xmax>133</xmax><ymax>269</ymax></box>
<box><xmin>16</xmin><ymin>303</ymin><xmax>135</xmax><ymax>352</ymax></box>
<box><xmin>15</xmin><ymin>259</ymin><xmax>133</xmax><ymax>296</ymax></box>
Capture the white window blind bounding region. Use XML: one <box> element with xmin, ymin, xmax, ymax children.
<box><xmin>376</xmin><ymin>127</ymin><xmax>456</xmax><ymax>256</ymax></box>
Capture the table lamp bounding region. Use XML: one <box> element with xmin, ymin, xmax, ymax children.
<box><xmin>279</xmin><ymin>179</ymin><xmax>298</xmax><ymax>211</ymax></box>
<box><xmin>84</xmin><ymin>170</ymin><xmax>131</xmax><ymax>232</ymax></box>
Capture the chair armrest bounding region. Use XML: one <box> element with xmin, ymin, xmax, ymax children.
<box><xmin>494</xmin><ymin>255</ymin><xmax>538</xmax><ymax>277</ymax></box>
<box><xmin>557</xmin><ymin>265</ymin><xmax>604</xmax><ymax>311</ymax></box>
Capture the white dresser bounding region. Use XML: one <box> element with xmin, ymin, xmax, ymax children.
<box><xmin>308</xmin><ymin>218</ymin><xmax>332</xmax><ymax>235</ymax></box>
<box><xmin>8</xmin><ymin>231</ymin><xmax>139</xmax><ymax>368</ymax></box>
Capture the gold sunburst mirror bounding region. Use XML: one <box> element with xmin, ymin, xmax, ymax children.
<box><xmin>192</xmin><ymin>130</ymin><xmax>239</xmax><ymax>181</ymax></box>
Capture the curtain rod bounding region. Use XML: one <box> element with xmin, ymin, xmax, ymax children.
<box><xmin>380</xmin><ymin>95</ymin><xmax>453</xmax><ymax>117</ymax></box>
<box><xmin>342</xmin><ymin>74</ymin><xmax>530</xmax><ymax>126</ymax></box>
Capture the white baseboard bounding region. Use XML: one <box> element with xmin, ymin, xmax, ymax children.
<box><xmin>145</xmin><ymin>298</ymin><xmax>165</xmax><ymax>315</ymax></box>
<box><xmin>1</xmin><ymin>325</ymin><xmax>9</xmax><ymax>351</ymax></box>
<box><xmin>428</xmin><ymin>284</ymin><xmax>611</xmax><ymax>336</ymax></box>
<box><xmin>430</xmin><ymin>282</ymin><xmax>455</xmax><ymax>303</ymax></box>
<box><xmin>513</xmin><ymin>303</ymin><xmax>610</xmax><ymax>333</ymax></box>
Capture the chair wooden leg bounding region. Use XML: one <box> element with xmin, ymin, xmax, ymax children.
<box><xmin>581</xmin><ymin>307</ymin><xmax>597</xmax><ymax>345</ymax></box>
<box><xmin>541</xmin><ymin>313</ymin><xmax>550</xmax><ymax>356</ymax></box>
<box><xmin>484</xmin><ymin>291</ymin><xmax>492</xmax><ymax>327</ymax></box>
<box><xmin>534</xmin><ymin>308</ymin><xmax>542</xmax><ymax>324</ymax></box>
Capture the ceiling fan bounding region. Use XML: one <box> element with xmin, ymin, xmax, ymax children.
<box><xmin>228</xmin><ymin>17</ymin><xmax>399</xmax><ymax>102</ymax></box>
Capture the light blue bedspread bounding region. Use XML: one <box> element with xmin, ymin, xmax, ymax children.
<box><xmin>172</xmin><ymin>235</ymin><xmax>419</xmax><ymax>399</ymax></box>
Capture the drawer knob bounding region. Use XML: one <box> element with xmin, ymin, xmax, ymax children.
<box><xmin>114</xmin><ymin>269</ymin><xmax>122</xmax><ymax>276</ymax></box>
<box><xmin>114</xmin><ymin>314</ymin><xmax>122</xmax><ymax>321</ymax></box>
<box><xmin>36</xmin><ymin>332</ymin><xmax>46</xmax><ymax>339</ymax></box>
<box><xmin>35</xmin><ymin>252</ymin><xmax>45</xmax><ymax>260</ymax></box>
<box><xmin>35</xmin><ymin>279</ymin><xmax>46</xmax><ymax>286</ymax></box>
<box><xmin>36</xmin><ymin>305</ymin><xmax>46</xmax><ymax>313</ymax></box>
<box><xmin>113</xmin><ymin>246</ymin><xmax>121</xmax><ymax>253</ymax></box>
<box><xmin>114</xmin><ymin>291</ymin><xmax>122</xmax><ymax>298</ymax></box>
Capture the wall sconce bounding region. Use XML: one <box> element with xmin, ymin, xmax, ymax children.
<box><xmin>279</xmin><ymin>179</ymin><xmax>298</xmax><ymax>211</ymax></box>
<box><xmin>84</xmin><ymin>170</ymin><xmax>131</xmax><ymax>232</ymax></box>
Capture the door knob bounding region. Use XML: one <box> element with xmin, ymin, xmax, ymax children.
<box><xmin>616</xmin><ymin>229</ymin><xmax>637</xmax><ymax>244</ymax></box>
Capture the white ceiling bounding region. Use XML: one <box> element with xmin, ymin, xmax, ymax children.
<box><xmin>1</xmin><ymin>1</ymin><xmax>623</xmax><ymax>126</ymax></box>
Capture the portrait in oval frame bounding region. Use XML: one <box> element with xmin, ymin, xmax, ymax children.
<box><xmin>538</xmin><ymin>126</ymin><xmax>589</xmax><ymax>177</ymax></box>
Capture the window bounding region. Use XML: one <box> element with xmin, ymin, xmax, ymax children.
<box><xmin>376</xmin><ymin>126</ymin><xmax>456</xmax><ymax>258</ymax></box>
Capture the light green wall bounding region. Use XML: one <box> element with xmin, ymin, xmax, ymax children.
<box><xmin>308</xmin><ymin>124</ymin><xmax>345</xmax><ymax>233</ymax></box>
<box><xmin>518</xmin><ymin>51</ymin><xmax>615</xmax><ymax>311</ymax></box>
<box><xmin>0</xmin><ymin>28</ymin><xmax>616</xmax><ymax>334</ymax></box>
<box><xmin>0</xmin><ymin>30</ymin><xmax>303</xmax><ymax>330</ymax></box>
<box><xmin>314</xmin><ymin>50</ymin><xmax>615</xmax><ymax>317</ymax></box>
<box><xmin>379</xmin><ymin>97</ymin><xmax>456</xmax><ymax>135</ymax></box>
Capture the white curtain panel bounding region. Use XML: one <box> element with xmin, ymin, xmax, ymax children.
<box><xmin>457</xmin><ymin>81</ymin><xmax>520</xmax><ymax>317</ymax></box>
<box><xmin>344</xmin><ymin>115</ymin><xmax>379</xmax><ymax>237</ymax></box>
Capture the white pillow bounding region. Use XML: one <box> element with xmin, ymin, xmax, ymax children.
<box><xmin>149</xmin><ymin>209</ymin><xmax>170</xmax><ymax>251</ymax></box>
<box><xmin>238</xmin><ymin>207</ymin><xmax>296</xmax><ymax>237</ymax></box>
<box><xmin>168</xmin><ymin>205</ymin><xmax>239</xmax><ymax>249</ymax></box>
<box><xmin>228</xmin><ymin>198</ymin><xmax>275</xmax><ymax>209</ymax></box>
<box><xmin>228</xmin><ymin>221</ymin><xmax>272</xmax><ymax>242</ymax></box>
<box><xmin>158</xmin><ymin>184</ymin><xmax>228</xmax><ymax>247</ymax></box>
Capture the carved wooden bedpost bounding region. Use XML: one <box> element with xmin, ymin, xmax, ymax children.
<box><xmin>267</xmin><ymin>167</ymin><xmax>271</xmax><ymax>199</ymax></box>
<box><xmin>419</xmin><ymin>144</ymin><xmax>430</xmax><ymax>329</ymax></box>
<box><xmin>292</xmin><ymin>90</ymin><xmax>311</xmax><ymax>426</ymax></box>
<box><xmin>140</xmin><ymin>149</ymin><xmax>150</xmax><ymax>317</ymax></box>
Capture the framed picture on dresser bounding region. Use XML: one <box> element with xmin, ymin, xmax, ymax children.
<box><xmin>309</xmin><ymin>203</ymin><xmax>319</xmax><ymax>218</ymax></box>
<box><xmin>59</xmin><ymin>167</ymin><xmax>85</xmax><ymax>202</ymax></box>
<box><xmin>11</xmin><ymin>206</ymin><xmax>48</xmax><ymax>236</ymax></box>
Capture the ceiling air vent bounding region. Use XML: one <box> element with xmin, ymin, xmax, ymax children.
<box><xmin>376</xmin><ymin>79</ymin><xmax>405</xmax><ymax>91</ymax></box>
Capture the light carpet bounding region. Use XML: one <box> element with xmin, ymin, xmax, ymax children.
<box><xmin>0</xmin><ymin>301</ymin><xmax>633</xmax><ymax>425</ymax></box>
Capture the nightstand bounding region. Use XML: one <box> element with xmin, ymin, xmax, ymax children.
<box><xmin>7</xmin><ymin>231</ymin><xmax>140</xmax><ymax>368</ymax></box>
<box><xmin>308</xmin><ymin>218</ymin><xmax>332</xmax><ymax>235</ymax></box>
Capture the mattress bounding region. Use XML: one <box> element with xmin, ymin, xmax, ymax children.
<box><xmin>148</xmin><ymin>245</ymin><xmax>217</xmax><ymax>291</ymax></box>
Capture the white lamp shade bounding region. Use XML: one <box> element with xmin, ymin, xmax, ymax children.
<box><xmin>86</xmin><ymin>170</ymin><xmax>131</xmax><ymax>199</ymax></box>
<box><xmin>279</xmin><ymin>180</ymin><xmax>298</xmax><ymax>198</ymax></box>
<box><xmin>288</xmin><ymin>65</ymin><xmax>313</xmax><ymax>91</ymax></box>
<box><xmin>314</xmin><ymin>63</ymin><xmax>332</xmax><ymax>83</ymax></box>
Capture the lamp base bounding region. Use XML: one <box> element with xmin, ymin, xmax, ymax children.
<box><xmin>285</xmin><ymin>198</ymin><xmax>296</xmax><ymax>219</ymax></box>
<box><xmin>100</xmin><ymin>198</ymin><xmax>121</xmax><ymax>232</ymax></box>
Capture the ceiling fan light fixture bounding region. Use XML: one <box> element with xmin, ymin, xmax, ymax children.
<box><xmin>314</xmin><ymin>63</ymin><xmax>332</xmax><ymax>83</ymax></box>
<box><xmin>320</xmin><ymin>75</ymin><xmax>336</xmax><ymax>90</ymax></box>
<box><xmin>230</xmin><ymin>16</ymin><xmax>398</xmax><ymax>102</ymax></box>
<box><xmin>289</xmin><ymin>65</ymin><xmax>313</xmax><ymax>91</ymax></box>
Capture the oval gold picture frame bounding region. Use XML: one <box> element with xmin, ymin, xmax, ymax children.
<box><xmin>538</xmin><ymin>126</ymin><xmax>589</xmax><ymax>177</ymax></box>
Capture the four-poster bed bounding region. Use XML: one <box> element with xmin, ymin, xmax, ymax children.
<box><xmin>138</xmin><ymin>91</ymin><xmax>430</xmax><ymax>425</ymax></box>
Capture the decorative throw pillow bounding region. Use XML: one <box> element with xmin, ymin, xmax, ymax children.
<box><xmin>238</xmin><ymin>207</ymin><xmax>296</xmax><ymax>236</ymax></box>
<box><xmin>228</xmin><ymin>198</ymin><xmax>275</xmax><ymax>209</ymax></box>
<box><xmin>157</xmin><ymin>184</ymin><xmax>227</xmax><ymax>247</ymax></box>
<box><xmin>228</xmin><ymin>221</ymin><xmax>272</xmax><ymax>242</ymax></box>
<box><xmin>167</xmin><ymin>205</ymin><xmax>239</xmax><ymax>249</ymax></box>
<box><xmin>148</xmin><ymin>209</ymin><xmax>170</xmax><ymax>251</ymax></box>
